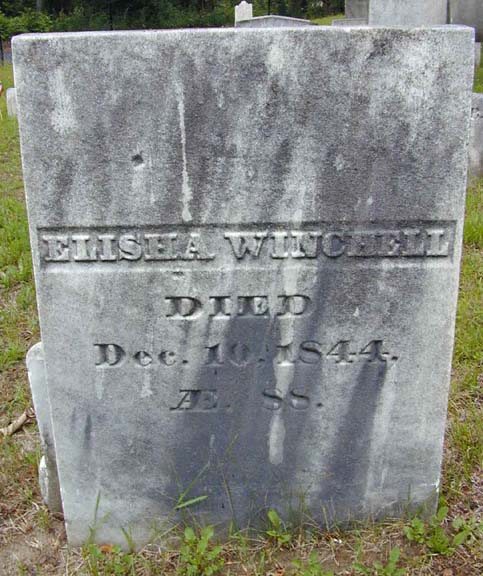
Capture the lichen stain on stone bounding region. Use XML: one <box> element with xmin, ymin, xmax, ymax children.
<box><xmin>140</xmin><ymin>372</ymin><xmax>154</xmax><ymax>398</ymax></box>
<box><xmin>268</xmin><ymin>247</ymin><xmax>304</xmax><ymax>467</ymax></box>
<box><xmin>267</xmin><ymin>41</ymin><xmax>286</xmax><ymax>75</ymax></box>
<box><xmin>50</xmin><ymin>68</ymin><xmax>76</xmax><ymax>135</ymax></box>
<box><xmin>95</xmin><ymin>371</ymin><xmax>105</xmax><ymax>400</ymax></box>
<box><xmin>175</xmin><ymin>83</ymin><xmax>193</xmax><ymax>223</ymax></box>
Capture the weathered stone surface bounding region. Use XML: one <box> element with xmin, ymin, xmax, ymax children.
<box><xmin>369</xmin><ymin>0</ymin><xmax>447</xmax><ymax>25</ymax></box>
<box><xmin>469</xmin><ymin>93</ymin><xmax>483</xmax><ymax>178</ymax></box>
<box><xmin>476</xmin><ymin>42</ymin><xmax>481</xmax><ymax>68</ymax></box>
<box><xmin>6</xmin><ymin>87</ymin><xmax>17</xmax><ymax>117</ymax></box>
<box><xmin>332</xmin><ymin>18</ymin><xmax>367</xmax><ymax>27</ymax></box>
<box><xmin>345</xmin><ymin>0</ymin><xmax>369</xmax><ymax>20</ymax></box>
<box><xmin>234</xmin><ymin>1</ymin><xmax>253</xmax><ymax>24</ymax></box>
<box><xmin>26</xmin><ymin>343</ymin><xmax>62</xmax><ymax>514</ymax></box>
<box><xmin>450</xmin><ymin>0</ymin><xmax>483</xmax><ymax>42</ymax></box>
<box><xmin>236</xmin><ymin>15</ymin><xmax>314</xmax><ymax>27</ymax></box>
<box><xmin>14</xmin><ymin>27</ymin><xmax>473</xmax><ymax>548</ymax></box>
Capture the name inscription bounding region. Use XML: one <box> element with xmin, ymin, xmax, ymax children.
<box><xmin>38</xmin><ymin>222</ymin><xmax>455</xmax><ymax>266</ymax></box>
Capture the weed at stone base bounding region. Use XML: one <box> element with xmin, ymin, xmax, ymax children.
<box><xmin>292</xmin><ymin>550</ymin><xmax>334</xmax><ymax>575</ymax></box>
<box><xmin>36</xmin><ymin>506</ymin><xmax>52</xmax><ymax>532</ymax></box>
<box><xmin>353</xmin><ymin>546</ymin><xmax>406</xmax><ymax>576</ymax></box>
<box><xmin>82</xmin><ymin>543</ymin><xmax>135</xmax><ymax>576</ymax></box>
<box><xmin>266</xmin><ymin>508</ymin><xmax>292</xmax><ymax>548</ymax></box>
<box><xmin>451</xmin><ymin>515</ymin><xmax>483</xmax><ymax>546</ymax></box>
<box><xmin>177</xmin><ymin>525</ymin><xmax>224</xmax><ymax>576</ymax></box>
<box><xmin>403</xmin><ymin>506</ymin><xmax>480</xmax><ymax>556</ymax></box>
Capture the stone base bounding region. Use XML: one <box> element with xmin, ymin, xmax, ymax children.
<box><xmin>26</xmin><ymin>343</ymin><xmax>63</xmax><ymax>514</ymax></box>
<box><xmin>469</xmin><ymin>93</ymin><xmax>483</xmax><ymax>179</ymax></box>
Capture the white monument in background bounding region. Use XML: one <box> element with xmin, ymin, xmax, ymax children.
<box><xmin>235</xmin><ymin>1</ymin><xmax>253</xmax><ymax>24</ymax></box>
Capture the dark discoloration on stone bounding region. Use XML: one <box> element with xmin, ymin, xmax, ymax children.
<box><xmin>83</xmin><ymin>414</ymin><xmax>92</xmax><ymax>450</ymax></box>
<box><xmin>318</xmin><ymin>362</ymin><xmax>387</xmax><ymax>512</ymax></box>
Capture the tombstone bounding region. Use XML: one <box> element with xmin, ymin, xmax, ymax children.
<box><xmin>236</xmin><ymin>15</ymin><xmax>315</xmax><ymax>28</ymax></box>
<box><xmin>476</xmin><ymin>42</ymin><xmax>481</xmax><ymax>68</ymax></box>
<box><xmin>469</xmin><ymin>93</ymin><xmax>483</xmax><ymax>178</ymax></box>
<box><xmin>369</xmin><ymin>0</ymin><xmax>448</xmax><ymax>25</ymax></box>
<box><xmin>13</xmin><ymin>26</ymin><xmax>474</xmax><ymax>548</ymax></box>
<box><xmin>6</xmin><ymin>87</ymin><xmax>17</xmax><ymax>117</ymax></box>
<box><xmin>450</xmin><ymin>0</ymin><xmax>483</xmax><ymax>42</ymax></box>
<box><xmin>332</xmin><ymin>18</ymin><xmax>367</xmax><ymax>27</ymax></box>
<box><xmin>27</xmin><ymin>343</ymin><xmax>63</xmax><ymax>514</ymax></box>
<box><xmin>345</xmin><ymin>0</ymin><xmax>369</xmax><ymax>20</ymax></box>
<box><xmin>234</xmin><ymin>1</ymin><xmax>253</xmax><ymax>25</ymax></box>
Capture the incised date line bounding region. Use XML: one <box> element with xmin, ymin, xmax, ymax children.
<box><xmin>94</xmin><ymin>339</ymin><xmax>397</xmax><ymax>368</ymax></box>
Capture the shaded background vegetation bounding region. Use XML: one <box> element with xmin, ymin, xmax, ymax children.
<box><xmin>0</xmin><ymin>0</ymin><xmax>344</xmax><ymax>36</ymax></box>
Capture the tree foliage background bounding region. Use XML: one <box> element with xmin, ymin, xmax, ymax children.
<box><xmin>0</xmin><ymin>0</ymin><xmax>344</xmax><ymax>37</ymax></box>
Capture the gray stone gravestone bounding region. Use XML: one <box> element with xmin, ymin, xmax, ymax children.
<box><xmin>14</xmin><ymin>26</ymin><xmax>473</xmax><ymax>548</ymax></box>
<box><xmin>369</xmin><ymin>0</ymin><xmax>448</xmax><ymax>25</ymax></box>
<box><xmin>345</xmin><ymin>0</ymin><xmax>369</xmax><ymax>20</ymax></box>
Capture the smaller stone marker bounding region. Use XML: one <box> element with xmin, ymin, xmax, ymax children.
<box><xmin>469</xmin><ymin>93</ymin><xmax>483</xmax><ymax>178</ymax></box>
<box><xmin>26</xmin><ymin>343</ymin><xmax>62</xmax><ymax>513</ymax></box>
<box><xmin>6</xmin><ymin>87</ymin><xmax>17</xmax><ymax>117</ymax></box>
<box><xmin>234</xmin><ymin>1</ymin><xmax>253</xmax><ymax>25</ymax></box>
<box><xmin>369</xmin><ymin>0</ymin><xmax>447</xmax><ymax>25</ymax></box>
<box><xmin>236</xmin><ymin>15</ymin><xmax>315</xmax><ymax>28</ymax></box>
<box><xmin>450</xmin><ymin>0</ymin><xmax>483</xmax><ymax>42</ymax></box>
<box><xmin>345</xmin><ymin>0</ymin><xmax>369</xmax><ymax>20</ymax></box>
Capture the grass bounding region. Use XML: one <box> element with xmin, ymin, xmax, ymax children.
<box><xmin>0</xmin><ymin>60</ymin><xmax>482</xmax><ymax>574</ymax></box>
<box><xmin>312</xmin><ymin>13</ymin><xmax>345</xmax><ymax>26</ymax></box>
